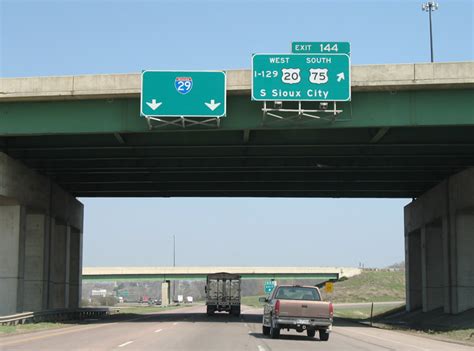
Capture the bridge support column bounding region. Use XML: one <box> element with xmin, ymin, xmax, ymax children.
<box><xmin>405</xmin><ymin>167</ymin><xmax>474</xmax><ymax>314</ymax></box>
<box><xmin>68</xmin><ymin>228</ymin><xmax>83</xmax><ymax>309</ymax></box>
<box><xmin>0</xmin><ymin>152</ymin><xmax>83</xmax><ymax>316</ymax></box>
<box><xmin>0</xmin><ymin>205</ymin><xmax>26</xmax><ymax>315</ymax></box>
<box><xmin>405</xmin><ymin>228</ymin><xmax>422</xmax><ymax>311</ymax></box>
<box><xmin>161</xmin><ymin>281</ymin><xmax>170</xmax><ymax>306</ymax></box>
<box><xmin>49</xmin><ymin>222</ymin><xmax>69</xmax><ymax>309</ymax></box>
<box><xmin>421</xmin><ymin>222</ymin><xmax>444</xmax><ymax>311</ymax></box>
<box><xmin>23</xmin><ymin>213</ymin><xmax>50</xmax><ymax>312</ymax></box>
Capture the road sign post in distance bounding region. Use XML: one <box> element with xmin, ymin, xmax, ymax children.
<box><xmin>141</xmin><ymin>71</ymin><xmax>226</xmax><ymax>118</ymax></box>
<box><xmin>264</xmin><ymin>280</ymin><xmax>277</xmax><ymax>294</ymax></box>
<box><xmin>324</xmin><ymin>282</ymin><xmax>334</xmax><ymax>294</ymax></box>
<box><xmin>252</xmin><ymin>53</ymin><xmax>350</xmax><ymax>102</ymax></box>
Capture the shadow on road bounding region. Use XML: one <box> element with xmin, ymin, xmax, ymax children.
<box><xmin>77</xmin><ymin>311</ymin><xmax>263</xmax><ymax>325</ymax></box>
<box><xmin>68</xmin><ymin>308</ymin><xmax>373</xmax><ymax>331</ymax></box>
<box><xmin>248</xmin><ymin>332</ymin><xmax>325</xmax><ymax>342</ymax></box>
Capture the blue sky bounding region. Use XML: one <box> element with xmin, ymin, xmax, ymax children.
<box><xmin>1</xmin><ymin>0</ymin><xmax>472</xmax><ymax>267</ymax></box>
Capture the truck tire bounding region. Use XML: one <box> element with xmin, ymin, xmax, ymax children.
<box><xmin>319</xmin><ymin>329</ymin><xmax>329</xmax><ymax>341</ymax></box>
<box><xmin>231</xmin><ymin>306</ymin><xmax>241</xmax><ymax>317</ymax></box>
<box><xmin>270</xmin><ymin>319</ymin><xmax>280</xmax><ymax>339</ymax></box>
<box><xmin>206</xmin><ymin>306</ymin><xmax>214</xmax><ymax>316</ymax></box>
<box><xmin>307</xmin><ymin>329</ymin><xmax>316</xmax><ymax>338</ymax></box>
<box><xmin>262</xmin><ymin>325</ymin><xmax>270</xmax><ymax>336</ymax></box>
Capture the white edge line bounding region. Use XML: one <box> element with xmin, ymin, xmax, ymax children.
<box><xmin>118</xmin><ymin>340</ymin><xmax>134</xmax><ymax>348</ymax></box>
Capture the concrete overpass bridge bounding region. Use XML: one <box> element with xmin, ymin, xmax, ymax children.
<box><xmin>81</xmin><ymin>266</ymin><xmax>361</xmax><ymax>281</ymax></box>
<box><xmin>82</xmin><ymin>266</ymin><xmax>361</xmax><ymax>306</ymax></box>
<box><xmin>0</xmin><ymin>61</ymin><xmax>473</xmax><ymax>316</ymax></box>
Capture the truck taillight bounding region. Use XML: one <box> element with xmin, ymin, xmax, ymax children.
<box><xmin>329</xmin><ymin>302</ymin><xmax>334</xmax><ymax>318</ymax></box>
<box><xmin>275</xmin><ymin>300</ymin><xmax>281</xmax><ymax>316</ymax></box>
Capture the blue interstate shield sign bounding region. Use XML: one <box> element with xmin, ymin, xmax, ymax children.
<box><xmin>175</xmin><ymin>77</ymin><xmax>193</xmax><ymax>94</ymax></box>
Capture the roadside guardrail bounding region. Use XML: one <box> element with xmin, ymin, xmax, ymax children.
<box><xmin>0</xmin><ymin>307</ymin><xmax>119</xmax><ymax>326</ymax></box>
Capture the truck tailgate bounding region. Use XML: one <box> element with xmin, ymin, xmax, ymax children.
<box><xmin>278</xmin><ymin>300</ymin><xmax>330</xmax><ymax>319</ymax></box>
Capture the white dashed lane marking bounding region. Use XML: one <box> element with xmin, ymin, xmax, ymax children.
<box><xmin>118</xmin><ymin>340</ymin><xmax>134</xmax><ymax>348</ymax></box>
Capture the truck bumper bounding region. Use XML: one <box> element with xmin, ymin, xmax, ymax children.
<box><xmin>275</xmin><ymin>317</ymin><xmax>332</xmax><ymax>331</ymax></box>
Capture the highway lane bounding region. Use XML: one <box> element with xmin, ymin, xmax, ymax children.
<box><xmin>0</xmin><ymin>305</ymin><xmax>471</xmax><ymax>350</ymax></box>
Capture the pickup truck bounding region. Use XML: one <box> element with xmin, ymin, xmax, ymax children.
<box><xmin>259</xmin><ymin>285</ymin><xmax>333</xmax><ymax>341</ymax></box>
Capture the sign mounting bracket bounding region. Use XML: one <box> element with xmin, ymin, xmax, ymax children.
<box><xmin>145</xmin><ymin>116</ymin><xmax>221</xmax><ymax>129</ymax></box>
<box><xmin>261</xmin><ymin>101</ymin><xmax>343</xmax><ymax>125</ymax></box>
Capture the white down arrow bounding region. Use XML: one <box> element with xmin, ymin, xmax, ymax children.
<box><xmin>204</xmin><ymin>99</ymin><xmax>221</xmax><ymax>111</ymax></box>
<box><xmin>146</xmin><ymin>99</ymin><xmax>162</xmax><ymax>110</ymax></box>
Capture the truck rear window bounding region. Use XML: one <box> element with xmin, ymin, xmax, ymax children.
<box><xmin>274</xmin><ymin>287</ymin><xmax>321</xmax><ymax>301</ymax></box>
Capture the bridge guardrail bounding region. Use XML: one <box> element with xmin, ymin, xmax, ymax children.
<box><xmin>0</xmin><ymin>307</ymin><xmax>119</xmax><ymax>326</ymax></box>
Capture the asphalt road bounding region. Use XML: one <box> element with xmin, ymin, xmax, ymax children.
<box><xmin>0</xmin><ymin>305</ymin><xmax>471</xmax><ymax>351</ymax></box>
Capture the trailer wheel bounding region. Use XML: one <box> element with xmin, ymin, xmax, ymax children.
<box><xmin>231</xmin><ymin>306</ymin><xmax>241</xmax><ymax>317</ymax></box>
<box><xmin>206</xmin><ymin>306</ymin><xmax>214</xmax><ymax>316</ymax></box>
<box><xmin>262</xmin><ymin>326</ymin><xmax>270</xmax><ymax>336</ymax></box>
<box><xmin>307</xmin><ymin>329</ymin><xmax>316</xmax><ymax>338</ymax></box>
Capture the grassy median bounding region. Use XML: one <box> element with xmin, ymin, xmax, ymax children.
<box><xmin>0</xmin><ymin>305</ymin><xmax>195</xmax><ymax>336</ymax></box>
<box><xmin>116</xmin><ymin>304</ymin><xmax>194</xmax><ymax>315</ymax></box>
<box><xmin>241</xmin><ymin>296</ymin><xmax>263</xmax><ymax>308</ymax></box>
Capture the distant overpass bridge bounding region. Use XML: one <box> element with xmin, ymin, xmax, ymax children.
<box><xmin>81</xmin><ymin>267</ymin><xmax>362</xmax><ymax>281</ymax></box>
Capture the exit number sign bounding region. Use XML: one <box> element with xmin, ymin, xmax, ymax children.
<box><xmin>292</xmin><ymin>42</ymin><xmax>351</xmax><ymax>55</ymax></box>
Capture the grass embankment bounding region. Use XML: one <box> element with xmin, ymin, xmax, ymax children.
<box><xmin>333</xmin><ymin>305</ymin><xmax>404</xmax><ymax>319</ymax></box>
<box><xmin>242</xmin><ymin>270</ymin><xmax>405</xmax><ymax>308</ymax></box>
<box><xmin>321</xmin><ymin>270</ymin><xmax>405</xmax><ymax>303</ymax></box>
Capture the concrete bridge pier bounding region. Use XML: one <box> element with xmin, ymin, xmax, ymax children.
<box><xmin>405</xmin><ymin>167</ymin><xmax>474</xmax><ymax>314</ymax></box>
<box><xmin>0</xmin><ymin>152</ymin><xmax>83</xmax><ymax>316</ymax></box>
<box><xmin>161</xmin><ymin>280</ymin><xmax>171</xmax><ymax>306</ymax></box>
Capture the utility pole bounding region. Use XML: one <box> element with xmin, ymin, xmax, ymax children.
<box><xmin>172</xmin><ymin>235</ymin><xmax>176</xmax><ymax>301</ymax></box>
<box><xmin>422</xmin><ymin>2</ymin><xmax>439</xmax><ymax>63</ymax></box>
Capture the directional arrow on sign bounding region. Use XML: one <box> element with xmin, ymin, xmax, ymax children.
<box><xmin>337</xmin><ymin>72</ymin><xmax>345</xmax><ymax>82</ymax></box>
<box><xmin>204</xmin><ymin>99</ymin><xmax>221</xmax><ymax>111</ymax></box>
<box><xmin>146</xmin><ymin>99</ymin><xmax>162</xmax><ymax>111</ymax></box>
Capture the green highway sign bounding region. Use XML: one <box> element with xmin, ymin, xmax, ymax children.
<box><xmin>141</xmin><ymin>71</ymin><xmax>226</xmax><ymax>118</ymax></box>
<box><xmin>264</xmin><ymin>281</ymin><xmax>276</xmax><ymax>294</ymax></box>
<box><xmin>252</xmin><ymin>54</ymin><xmax>351</xmax><ymax>102</ymax></box>
<box><xmin>292</xmin><ymin>42</ymin><xmax>351</xmax><ymax>54</ymax></box>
